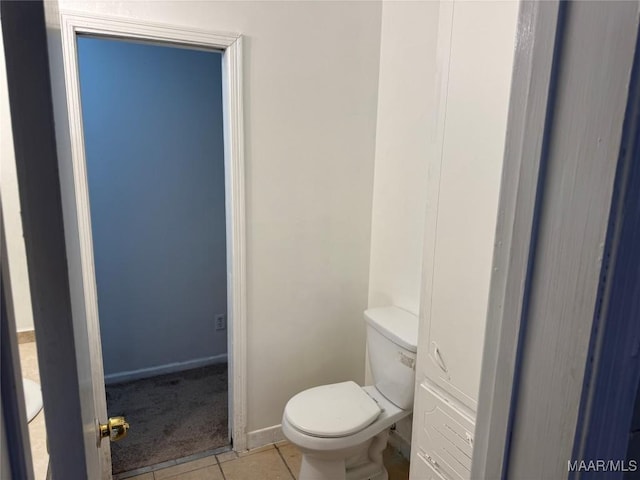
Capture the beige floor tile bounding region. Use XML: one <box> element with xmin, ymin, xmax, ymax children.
<box><xmin>154</xmin><ymin>455</ymin><xmax>217</xmax><ymax>480</ymax></box>
<box><xmin>221</xmin><ymin>448</ymin><xmax>293</xmax><ymax>480</ymax></box>
<box><xmin>216</xmin><ymin>449</ymin><xmax>238</xmax><ymax>463</ymax></box>
<box><xmin>127</xmin><ymin>473</ymin><xmax>154</xmax><ymax>480</ymax></box>
<box><xmin>161</xmin><ymin>464</ymin><xmax>224</xmax><ymax>480</ymax></box>
<box><xmin>274</xmin><ymin>443</ymin><xmax>409</xmax><ymax>480</ymax></box>
<box><xmin>19</xmin><ymin>342</ymin><xmax>41</xmax><ymax>383</ymax></box>
<box><xmin>237</xmin><ymin>443</ymin><xmax>275</xmax><ymax>457</ymax></box>
<box><xmin>277</xmin><ymin>443</ymin><xmax>302</xmax><ymax>479</ymax></box>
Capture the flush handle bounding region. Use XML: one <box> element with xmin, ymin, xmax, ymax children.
<box><xmin>399</xmin><ymin>351</ymin><xmax>416</xmax><ymax>370</ymax></box>
<box><xmin>99</xmin><ymin>416</ymin><xmax>129</xmax><ymax>443</ymax></box>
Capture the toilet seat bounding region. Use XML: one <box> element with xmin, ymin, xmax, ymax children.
<box><xmin>284</xmin><ymin>381</ymin><xmax>381</xmax><ymax>438</ymax></box>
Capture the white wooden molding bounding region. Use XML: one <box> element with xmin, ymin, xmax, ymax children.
<box><xmin>221</xmin><ymin>32</ymin><xmax>249</xmax><ymax>454</ymax></box>
<box><xmin>103</xmin><ymin>354</ymin><xmax>228</xmax><ymax>385</ymax></box>
<box><xmin>504</xmin><ymin>2</ymin><xmax>638</xmax><ymax>476</ymax></box>
<box><xmin>58</xmin><ymin>12</ymin><xmax>247</xmax><ymax>474</ymax></box>
<box><xmin>471</xmin><ymin>2</ymin><xmax>561</xmax><ymax>478</ymax></box>
<box><xmin>474</xmin><ymin>1</ymin><xmax>640</xmax><ymax>477</ymax></box>
<box><xmin>246</xmin><ymin>425</ymin><xmax>285</xmax><ymax>451</ymax></box>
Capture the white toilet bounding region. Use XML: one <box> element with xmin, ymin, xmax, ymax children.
<box><xmin>23</xmin><ymin>378</ymin><xmax>43</xmax><ymax>423</ymax></box>
<box><xmin>282</xmin><ymin>306</ymin><xmax>418</xmax><ymax>480</ymax></box>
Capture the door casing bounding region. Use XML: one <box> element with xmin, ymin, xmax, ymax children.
<box><xmin>52</xmin><ymin>10</ymin><xmax>247</xmax><ymax>477</ymax></box>
<box><xmin>472</xmin><ymin>1</ymin><xmax>640</xmax><ymax>478</ymax></box>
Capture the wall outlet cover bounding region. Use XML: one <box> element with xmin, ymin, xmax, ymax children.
<box><xmin>215</xmin><ymin>314</ymin><xmax>227</xmax><ymax>331</ymax></box>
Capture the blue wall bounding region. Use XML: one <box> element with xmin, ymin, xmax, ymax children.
<box><xmin>77</xmin><ymin>37</ymin><xmax>227</xmax><ymax>380</ymax></box>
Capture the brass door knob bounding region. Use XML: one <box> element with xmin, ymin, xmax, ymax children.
<box><xmin>99</xmin><ymin>416</ymin><xmax>129</xmax><ymax>442</ymax></box>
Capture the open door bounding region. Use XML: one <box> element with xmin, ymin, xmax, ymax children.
<box><xmin>3</xmin><ymin>1</ymin><xmax>245</xmax><ymax>478</ymax></box>
<box><xmin>1</xmin><ymin>1</ymin><xmax>109</xmax><ymax>478</ymax></box>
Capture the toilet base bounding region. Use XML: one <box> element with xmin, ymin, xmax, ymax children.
<box><xmin>297</xmin><ymin>429</ymin><xmax>390</xmax><ymax>480</ymax></box>
<box><xmin>282</xmin><ymin>386</ymin><xmax>411</xmax><ymax>480</ymax></box>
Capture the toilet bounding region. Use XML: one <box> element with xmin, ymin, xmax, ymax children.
<box><xmin>282</xmin><ymin>306</ymin><xmax>418</xmax><ymax>480</ymax></box>
<box><xmin>23</xmin><ymin>378</ymin><xmax>43</xmax><ymax>423</ymax></box>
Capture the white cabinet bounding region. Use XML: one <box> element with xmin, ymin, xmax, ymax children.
<box><xmin>411</xmin><ymin>383</ymin><xmax>475</xmax><ymax>480</ymax></box>
<box><xmin>410</xmin><ymin>451</ymin><xmax>448</xmax><ymax>480</ymax></box>
<box><xmin>418</xmin><ymin>0</ymin><xmax>519</xmax><ymax>411</ymax></box>
<box><xmin>411</xmin><ymin>0</ymin><xmax>519</xmax><ymax>475</ymax></box>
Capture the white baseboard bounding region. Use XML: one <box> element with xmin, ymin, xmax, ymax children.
<box><xmin>246</xmin><ymin>424</ymin><xmax>285</xmax><ymax>450</ymax></box>
<box><xmin>104</xmin><ymin>353</ymin><xmax>227</xmax><ymax>385</ymax></box>
<box><xmin>17</xmin><ymin>329</ymin><xmax>36</xmax><ymax>344</ymax></box>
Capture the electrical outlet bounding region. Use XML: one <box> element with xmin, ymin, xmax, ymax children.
<box><xmin>215</xmin><ymin>313</ymin><xmax>227</xmax><ymax>331</ymax></box>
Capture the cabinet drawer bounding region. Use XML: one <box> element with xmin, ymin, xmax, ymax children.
<box><xmin>413</xmin><ymin>382</ymin><xmax>475</xmax><ymax>480</ymax></box>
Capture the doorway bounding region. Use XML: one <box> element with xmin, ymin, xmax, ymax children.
<box><xmin>1</xmin><ymin>6</ymin><xmax>247</xmax><ymax>478</ymax></box>
<box><xmin>76</xmin><ymin>36</ymin><xmax>229</xmax><ymax>474</ymax></box>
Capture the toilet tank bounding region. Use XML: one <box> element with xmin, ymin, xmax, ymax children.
<box><xmin>365</xmin><ymin>306</ymin><xmax>419</xmax><ymax>410</ymax></box>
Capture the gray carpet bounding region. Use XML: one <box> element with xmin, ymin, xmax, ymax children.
<box><xmin>106</xmin><ymin>364</ymin><xmax>228</xmax><ymax>474</ymax></box>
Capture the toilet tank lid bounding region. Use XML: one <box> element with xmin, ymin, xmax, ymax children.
<box><xmin>364</xmin><ymin>306</ymin><xmax>418</xmax><ymax>352</ymax></box>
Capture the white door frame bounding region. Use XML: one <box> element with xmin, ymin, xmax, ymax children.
<box><xmin>473</xmin><ymin>1</ymin><xmax>640</xmax><ymax>477</ymax></box>
<box><xmin>471</xmin><ymin>1</ymin><xmax>562</xmax><ymax>476</ymax></box>
<box><xmin>57</xmin><ymin>12</ymin><xmax>248</xmax><ymax>474</ymax></box>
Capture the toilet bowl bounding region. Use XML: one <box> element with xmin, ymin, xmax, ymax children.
<box><xmin>282</xmin><ymin>383</ymin><xmax>410</xmax><ymax>480</ymax></box>
<box><xmin>282</xmin><ymin>306</ymin><xmax>418</xmax><ymax>480</ymax></box>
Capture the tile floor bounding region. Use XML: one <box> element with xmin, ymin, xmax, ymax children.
<box><xmin>127</xmin><ymin>442</ymin><xmax>410</xmax><ymax>480</ymax></box>
<box><xmin>18</xmin><ymin>340</ymin><xmax>410</xmax><ymax>480</ymax></box>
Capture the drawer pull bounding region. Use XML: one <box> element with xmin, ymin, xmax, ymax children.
<box><xmin>466</xmin><ymin>432</ymin><xmax>474</xmax><ymax>447</ymax></box>
<box><xmin>432</xmin><ymin>342</ymin><xmax>450</xmax><ymax>379</ymax></box>
<box><xmin>418</xmin><ymin>451</ymin><xmax>440</xmax><ymax>469</ymax></box>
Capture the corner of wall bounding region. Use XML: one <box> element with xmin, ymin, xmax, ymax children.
<box><xmin>0</xmin><ymin>22</ymin><xmax>35</xmax><ymax>333</ymax></box>
<box><xmin>365</xmin><ymin>0</ymin><xmax>389</xmax><ymax>310</ymax></box>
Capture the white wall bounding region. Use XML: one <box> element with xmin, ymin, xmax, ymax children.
<box><xmin>0</xmin><ymin>22</ymin><xmax>35</xmax><ymax>333</ymax></box>
<box><xmin>57</xmin><ymin>0</ymin><xmax>382</xmax><ymax>433</ymax></box>
<box><xmin>77</xmin><ymin>38</ymin><xmax>228</xmax><ymax>381</ymax></box>
<box><xmin>4</xmin><ymin>0</ymin><xmax>436</xmax><ymax>441</ymax></box>
<box><xmin>367</xmin><ymin>0</ymin><xmax>440</xmax><ymax>447</ymax></box>
<box><xmin>369</xmin><ymin>1</ymin><xmax>439</xmax><ymax>318</ymax></box>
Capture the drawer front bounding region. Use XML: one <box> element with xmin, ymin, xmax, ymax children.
<box><xmin>410</xmin><ymin>450</ymin><xmax>448</xmax><ymax>480</ymax></box>
<box><xmin>413</xmin><ymin>382</ymin><xmax>475</xmax><ymax>480</ymax></box>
